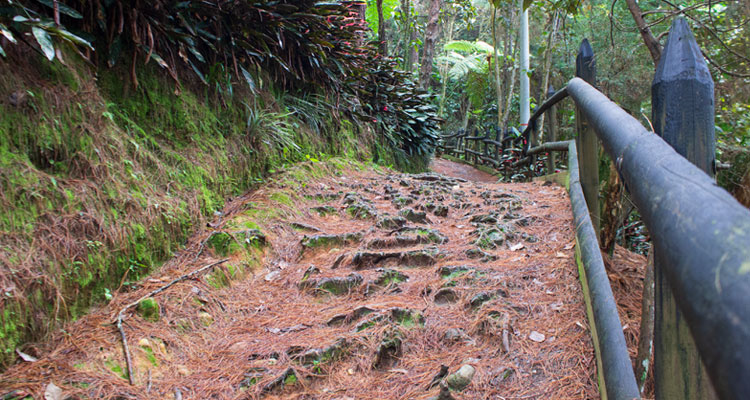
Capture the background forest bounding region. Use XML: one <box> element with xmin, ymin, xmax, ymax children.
<box><xmin>366</xmin><ymin>0</ymin><xmax>749</xmax><ymax>196</ymax></box>
<box><xmin>0</xmin><ymin>0</ymin><xmax>748</xmax><ymax>373</ymax></box>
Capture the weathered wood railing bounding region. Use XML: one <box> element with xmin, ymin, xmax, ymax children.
<box><xmin>438</xmin><ymin>127</ymin><xmax>530</xmax><ymax>180</ymax></box>
<box><xmin>438</xmin><ymin>18</ymin><xmax>750</xmax><ymax>400</ymax></box>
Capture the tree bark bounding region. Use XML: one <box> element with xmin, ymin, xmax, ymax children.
<box><xmin>419</xmin><ymin>0</ymin><xmax>442</xmax><ymax>89</ymax></box>
<box><xmin>401</xmin><ymin>0</ymin><xmax>417</xmax><ymax>71</ymax></box>
<box><xmin>501</xmin><ymin>34</ymin><xmax>518</xmax><ymax>128</ymax></box>
<box><xmin>438</xmin><ymin>9</ymin><xmax>455</xmax><ymax>117</ymax></box>
<box><xmin>377</xmin><ymin>0</ymin><xmax>387</xmax><ymax>55</ymax></box>
<box><xmin>492</xmin><ymin>6</ymin><xmax>502</xmax><ymax>127</ymax></box>
<box><xmin>536</xmin><ymin>11</ymin><xmax>559</xmax><ymax>145</ymax></box>
<box><xmin>500</xmin><ymin>7</ymin><xmax>517</xmax><ymax>128</ymax></box>
<box><xmin>625</xmin><ymin>0</ymin><xmax>662</xmax><ymax>66</ymax></box>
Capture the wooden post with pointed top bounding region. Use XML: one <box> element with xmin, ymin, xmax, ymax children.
<box><xmin>576</xmin><ymin>39</ymin><xmax>600</xmax><ymax>236</ymax></box>
<box><xmin>651</xmin><ymin>18</ymin><xmax>718</xmax><ymax>400</ymax></box>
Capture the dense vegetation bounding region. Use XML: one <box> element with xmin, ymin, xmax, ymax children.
<box><xmin>0</xmin><ymin>0</ymin><xmax>441</xmax><ymax>367</ymax></box>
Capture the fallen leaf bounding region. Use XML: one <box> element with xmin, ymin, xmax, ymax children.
<box><xmin>388</xmin><ymin>368</ymin><xmax>409</xmax><ymax>374</ymax></box>
<box><xmin>44</xmin><ymin>382</ymin><xmax>63</xmax><ymax>400</ymax></box>
<box><xmin>16</xmin><ymin>349</ymin><xmax>38</xmax><ymax>362</ymax></box>
<box><xmin>264</xmin><ymin>270</ymin><xmax>280</xmax><ymax>282</ymax></box>
<box><xmin>564</xmin><ymin>242</ymin><xmax>575</xmax><ymax>250</ymax></box>
<box><xmin>555</xmin><ymin>252</ymin><xmax>566</xmax><ymax>258</ymax></box>
<box><xmin>509</xmin><ymin>243</ymin><xmax>525</xmax><ymax>251</ymax></box>
<box><xmin>528</xmin><ymin>331</ymin><xmax>546</xmax><ymax>343</ymax></box>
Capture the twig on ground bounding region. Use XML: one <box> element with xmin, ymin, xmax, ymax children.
<box><xmin>114</xmin><ymin>258</ymin><xmax>229</xmax><ymax>385</ymax></box>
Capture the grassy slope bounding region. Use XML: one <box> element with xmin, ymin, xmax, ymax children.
<box><xmin>0</xmin><ymin>48</ymin><xmax>406</xmax><ymax>368</ymax></box>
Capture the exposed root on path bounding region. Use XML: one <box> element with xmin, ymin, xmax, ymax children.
<box><xmin>1</xmin><ymin>158</ymin><xmax>603</xmax><ymax>399</ymax></box>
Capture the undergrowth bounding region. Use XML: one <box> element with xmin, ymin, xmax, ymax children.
<box><xmin>0</xmin><ymin>46</ymin><xmax>397</xmax><ymax>368</ymax></box>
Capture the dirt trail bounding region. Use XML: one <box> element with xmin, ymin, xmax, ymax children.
<box><xmin>430</xmin><ymin>158</ymin><xmax>497</xmax><ymax>184</ymax></box>
<box><xmin>0</xmin><ymin>158</ymin><xmax>599</xmax><ymax>399</ymax></box>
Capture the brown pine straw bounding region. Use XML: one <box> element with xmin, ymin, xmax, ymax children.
<box><xmin>115</xmin><ymin>258</ymin><xmax>230</xmax><ymax>385</ymax></box>
<box><xmin>0</xmin><ymin>160</ymin><xmax>648</xmax><ymax>399</ymax></box>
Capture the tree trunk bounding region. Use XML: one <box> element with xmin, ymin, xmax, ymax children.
<box><xmin>492</xmin><ymin>6</ymin><xmax>502</xmax><ymax>127</ymax></box>
<box><xmin>501</xmin><ymin>32</ymin><xmax>519</xmax><ymax>128</ymax></box>
<box><xmin>419</xmin><ymin>0</ymin><xmax>442</xmax><ymax>89</ymax></box>
<box><xmin>377</xmin><ymin>0</ymin><xmax>387</xmax><ymax>55</ymax></box>
<box><xmin>625</xmin><ymin>0</ymin><xmax>662</xmax><ymax>66</ymax></box>
<box><xmin>500</xmin><ymin>7</ymin><xmax>517</xmax><ymax>129</ymax></box>
<box><xmin>536</xmin><ymin>11</ymin><xmax>559</xmax><ymax>145</ymax></box>
<box><xmin>462</xmin><ymin>97</ymin><xmax>471</xmax><ymax>130</ymax></box>
<box><xmin>402</xmin><ymin>0</ymin><xmax>417</xmax><ymax>72</ymax></box>
<box><xmin>438</xmin><ymin>9</ymin><xmax>455</xmax><ymax>117</ymax></box>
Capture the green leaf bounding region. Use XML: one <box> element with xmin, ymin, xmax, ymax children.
<box><xmin>523</xmin><ymin>0</ymin><xmax>533</xmax><ymax>10</ymax></box>
<box><xmin>240</xmin><ymin>66</ymin><xmax>256</xmax><ymax>92</ymax></box>
<box><xmin>148</xmin><ymin>50</ymin><xmax>170</xmax><ymax>69</ymax></box>
<box><xmin>46</xmin><ymin>26</ymin><xmax>94</xmax><ymax>50</ymax></box>
<box><xmin>188</xmin><ymin>46</ymin><xmax>205</xmax><ymax>63</ymax></box>
<box><xmin>32</xmin><ymin>27</ymin><xmax>55</xmax><ymax>61</ymax></box>
<box><xmin>0</xmin><ymin>23</ymin><xmax>17</xmax><ymax>44</ymax></box>
<box><xmin>188</xmin><ymin>58</ymin><xmax>207</xmax><ymax>84</ymax></box>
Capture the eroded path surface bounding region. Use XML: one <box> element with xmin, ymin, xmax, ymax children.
<box><xmin>1</xmin><ymin>158</ymin><xmax>597</xmax><ymax>399</ymax></box>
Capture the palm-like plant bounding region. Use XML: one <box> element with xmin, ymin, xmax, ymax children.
<box><xmin>438</xmin><ymin>40</ymin><xmax>498</xmax><ymax>127</ymax></box>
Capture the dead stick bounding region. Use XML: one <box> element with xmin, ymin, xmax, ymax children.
<box><xmin>115</xmin><ymin>258</ymin><xmax>229</xmax><ymax>385</ymax></box>
<box><xmin>116</xmin><ymin>316</ymin><xmax>135</xmax><ymax>385</ymax></box>
<box><xmin>501</xmin><ymin>312</ymin><xmax>511</xmax><ymax>354</ymax></box>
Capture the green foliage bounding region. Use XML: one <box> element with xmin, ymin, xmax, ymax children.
<box><xmin>439</xmin><ymin>40</ymin><xmax>494</xmax><ymax>80</ymax></box>
<box><xmin>0</xmin><ymin>1</ymin><xmax>93</xmax><ymax>61</ymax></box>
<box><xmin>357</xmin><ymin>57</ymin><xmax>441</xmax><ymax>157</ymax></box>
<box><xmin>2</xmin><ymin>0</ymin><xmax>439</xmax><ymax>166</ymax></box>
<box><xmin>366</xmin><ymin>0</ymin><xmax>399</xmax><ymax>34</ymax></box>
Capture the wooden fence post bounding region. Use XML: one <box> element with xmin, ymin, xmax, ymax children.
<box><xmin>545</xmin><ymin>85</ymin><xmax>558</xmax><ymax>172</ymax></box>
<box><xmin>651</xmin><ymin>17</ymin><xmax>718</xmax><ymax>400</ymax></box>
<box><xmin>575</xmin><ymin>39</ymin><xmax>600</xmax><ymax>235</ymax></box>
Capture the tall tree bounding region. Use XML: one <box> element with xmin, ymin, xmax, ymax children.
<box><xmin>535</xmin><ymin>10</ymin><xmax>560</xmax><ymax>145</ymax></box>
<box><xmin>438</xmin><ymin>6</ymin><xmax>456</xmax><ymax>117</ymax></box>
<box><xmin>401</xmin><ymin>0</ymin><xmax>418</xmax><ymax>71</ymax></box>
<box><xmin>377</xmin><ymin>0</ymin><xmax>387</xmax><ymax>55</ymax></box>
<box><xmin>491</xmin><ymin>2</ymin><xmax>503</xmax><ymax>126</ymax></box>
<box><xmin>419</xmin><ymin>0</ymin><xmax>442</xmax><ymax>88</ymax></box>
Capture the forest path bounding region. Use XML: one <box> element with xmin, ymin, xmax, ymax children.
<box><xmin>0</xmin><ymin>158</ymin><xmax>599</xmax><ymax>399</ymax></box>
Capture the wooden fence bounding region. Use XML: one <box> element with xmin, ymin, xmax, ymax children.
<box><xmin>438</xmin><ymin>18</ymin><xmax>750</xmax><ymax>400</ymax></box>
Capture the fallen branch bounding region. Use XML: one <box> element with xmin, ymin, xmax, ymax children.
<box><xmin>115</xmin><ymin>258</ymin><xmax>229</xmax><ymax>385</ymax></box>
